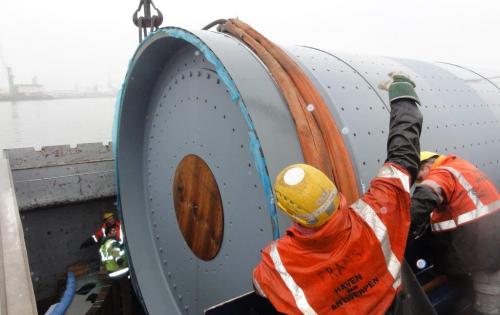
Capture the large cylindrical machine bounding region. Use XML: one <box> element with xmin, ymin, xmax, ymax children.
<box><xmin>115</xmin><ymin>27</ymin><xmax>500</xmax><ymax>314</ymax></box>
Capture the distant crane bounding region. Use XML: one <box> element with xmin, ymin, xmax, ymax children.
<box><xmin>0</xmin><ymin>48</ymin><xmax>16</xmax><ymax>97</ymax></box>
<box><xmin>5</xmin><ymin>67</ymin><xmax>16</xmax><ymax>97</ymax></box>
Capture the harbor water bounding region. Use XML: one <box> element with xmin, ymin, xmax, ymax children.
<box><xmin>0</xmin><ymin>98</ymin><xmax>115</xmax><ymax>150</ymax></box>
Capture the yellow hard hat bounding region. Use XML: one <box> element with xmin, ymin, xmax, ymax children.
<box><xmin>103</xmin><ymin>212</ymin><xmax>114</xmax><ymax>220</ymax></box>
<box><xmin>274</xmin><ymin>164</ymin><xmax>340</xmax><ymax>228</ymax></box>
<box><xmin>420</xmin><ymin>151</ymin><xmax>439</xmax><ymax>163</ymax></box>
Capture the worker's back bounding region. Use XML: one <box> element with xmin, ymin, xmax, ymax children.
<box><xmin>254</xmin><ymin>163</ymin><xmax>411</xmax><ymax>315</ymax></box>
<box><xmin>253</xmin><ymin>74</ymin><xmax>423</xmax><ymax>314</ymax></box>
<box><xmin>424</xmin><ymin>155</ymin><xmax>500</xmax><ymax>273</ymax></box>
<box><xmin>427</xmin><ymin>155</ymin><xmax>499</xmax><ymax>227</ymax></box>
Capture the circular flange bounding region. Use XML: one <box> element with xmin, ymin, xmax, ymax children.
<box><xmin>117</xmin><ymin>28</ymin><xmax>302</xmax><ymax>315</ymax></box>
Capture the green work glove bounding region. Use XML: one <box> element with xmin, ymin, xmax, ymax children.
<box><xmin>379</xmin><ymin>72</ymin><xmax>420</xmax><ymax>105</ymax></box>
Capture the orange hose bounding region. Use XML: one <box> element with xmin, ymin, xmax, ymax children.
<box><xmin>223</xmin><ymin>19</ymin><xmax>360</xmax><ymax>203</ymax></box>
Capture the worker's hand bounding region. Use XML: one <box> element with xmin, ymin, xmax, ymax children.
<box><xmin>379</xmin><ymin>72</ymin><xmax>420</xmax><ymax>105</ymax></box>
<box><xmin>80</xmin><ymin>237</ymin><xmax>96</xmax><ymax>249</ymax></box>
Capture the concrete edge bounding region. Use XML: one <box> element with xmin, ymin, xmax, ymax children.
<box><xmin>0</xmin><ymin>153</ymin><xmax>38</xmax><ymax>315</ymax></box>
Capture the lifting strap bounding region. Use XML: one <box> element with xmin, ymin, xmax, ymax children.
<box><xmin>222</xmin><ymin>19</ymin><xmax>360</xmax><ymax>203</ymax></box>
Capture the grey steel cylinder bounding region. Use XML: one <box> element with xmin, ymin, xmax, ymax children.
<box><xmin>115</xmin><ymin>27</ymin><xmax>500</xmax><ymax>314</ymax></box>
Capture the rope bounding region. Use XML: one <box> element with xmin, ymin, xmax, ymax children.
<box><xmin>222</xmin><ymin>19</ymin><xmax>360</xmax><ymax>203</ymax></box>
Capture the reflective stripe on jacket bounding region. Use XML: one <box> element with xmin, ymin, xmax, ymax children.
<box><xmin>99</xmin><ymin>238</ymin><xmax>128</xmax><ymax>274</ymax></box>
<box><xmin>92</xmin><ymin>220</ymin><xmax>123</xmax><ymax>243</ymax></box>
<box><xmin>422</xmin><ymin>155</ymin><xmax>500</xmax><ymax>232</ymax></box>
<box><xmin>253</xmin><ymin>163</ymin><xmax>411</xmax><ymax>315</ymax></box>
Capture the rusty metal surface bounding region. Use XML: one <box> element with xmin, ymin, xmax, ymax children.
<box><xmin>5</xmin><ymin>143</ymin><xmax>115</xmax><ymax>210</ymax></box>
<box><xmin>0</xmin><ymin>153</ymin><xmax>37</xmax><ymax>315</ymax></box>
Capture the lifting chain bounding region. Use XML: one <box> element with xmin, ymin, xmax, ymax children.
<box><xmin>133</xmin><ymin>0</ymin><xmax>163</xmax><ymax>43</ymax></box>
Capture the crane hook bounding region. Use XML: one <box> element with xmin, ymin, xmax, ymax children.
<box><xmin>133</xmin><ymin>0</ymin><xmax>163</xmax><ymax>42</ymax></box>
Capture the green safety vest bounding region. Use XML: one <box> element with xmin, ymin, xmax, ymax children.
<box><xmin>99</xmin><ymin>238</ymin><xmax>129</xmax><ymax>278</ymax></box>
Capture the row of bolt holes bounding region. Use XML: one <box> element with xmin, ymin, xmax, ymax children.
<box><xmin>167</xmin><ymin>64</ymin><xmax>500</xmax><ymax>100</ymax></box>
<box><xmin>168</xmin><ymin>71</ymin><xmax>221</xmax><ymax>84</ymax></box>
<box><xmin>156</xmin><ymin>75</ymin><xmax>500</xmax><ymax>166</ymax></box>
<box><xmin>159</xmin><ymin>97</ymin><xmax>500</xmax><ymax>128</ymax></box>
<box><xmin>324</xmin><ymin>83</ymin><xmax>498</xmax><ymax>95</ymax></box>
<box><xmin>160</xmin><ymin>102</ymin><xmax>233</xmax><ymax>120</ymax></box>
<box><xmin>424</xmin><ymin>104</ymin><xmax>500</xmax><ymax>108</ymax></box>
<box><xmin>155</xmin><ymin>73</ymin><xmax>228</xmax><ymax>124</ymax></box>
<box><xmin>299</xmin><ymin>60</ymin><xmax>498</xmax><ymax>93</ymax></box>
<box><xmin>173</xmin><ymin>58</ymin><xmax>207</xmax><ymax>75</ymax></box>
<box><xmin>338</xmin><ymin>105</ymin><xmax>499</xmax><ymax>126</ymax></box>
<box><xmin>170</xmin><ymin>59</ymin><xmax>499</xmax><ymax>96</ymax></box>
<box><xmin>340</xmin><ymin>105</ymin><xmax>500</xmax><ymax>112</ymax></box>
<box><xmin>155</xmin><ymin>68</ymin><xmax>236</xmax><ymax>141</ymax></box>
<box><xmin>147</xmin><ymin>138</ymin><xmax>500</xmax><ymax>168</ymax></box>
<box><xmin>296</xmin><ymin>54</ymin><xmax>397</xmax><ymax>69</ymax></box>
<box><xmin>148</xmin><ymin>109</ymin><xmax>500</xmax><ymax>165</ymax></box>
<box><xmin>425</xmin><ymin>122</ymin><xmax>500</xmax><ymax>130</ymax></box>
<box><xmin>156</xmin><ymin>90</ymin><xmax>500</xmax><ymax>155</ymax></box>
<box><xmin>297</xmin><ymin>54</ymin><xmax>499</xmax><ymax>84</ymax></box>
<box><xmin>359</xmin><ymin>157</ymin><xmax>500</xmax><ymax>168</ymax></box>
<box><xmin>325</xmin><ymin>81</ymin><xmax>497</xmax><ymax>94</ymax></box>
<box><xmin>349</xmin><ymin>138</ymin><xmax>500</xmax><ymax>167</ymax></box>
<box><xmin>350</xmin><ymin>128</ymin><xmax>500</xmax><ymax>142</ymax></box>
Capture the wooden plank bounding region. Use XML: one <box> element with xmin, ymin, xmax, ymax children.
<box><xmin>173</xmin><ymin>154</ymin><xmax>224</xmax><ymax>261</ymax></box>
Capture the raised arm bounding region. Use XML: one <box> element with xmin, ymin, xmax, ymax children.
<box><xmin>384</xmin><ymin>74</ymin><xmax>423</xmax><ymax>184</ymax></box>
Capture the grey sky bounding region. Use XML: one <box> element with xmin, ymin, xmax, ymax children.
<box><xmin>0</xmin><ymin>0</ymin><xmax>498</xmax><ymax>90</ymax></box>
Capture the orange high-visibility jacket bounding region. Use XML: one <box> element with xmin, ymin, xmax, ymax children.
<box><xmin>92</xmin><ymin>220</ymin><xmax>122</xmax><ymax>243</ymax></box>
<box><xmin>253</xmin><ymin>163</ymin><xmax>411</xmax><ymax>315</ymax></box>
<box><xmin>421</xmin><ymin>155</ymin><xmax>500</xmax><ymax>232</ymax></box>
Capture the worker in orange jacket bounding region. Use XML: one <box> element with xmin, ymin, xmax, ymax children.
<box><xmin>252</xmin><ymin>73</ymin><xmax>423</xmax><ymax>314</ymax></box>
<box><xmin>410</xmin><ymin>152</ymin><xmax>500</xmax><ymax>315</ymax></box>
<box><xmin>80</xmin><ymin>211</ymin><xmax>123</xmax><ymax>249</ymax></box>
